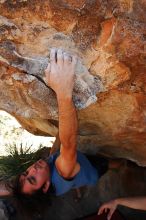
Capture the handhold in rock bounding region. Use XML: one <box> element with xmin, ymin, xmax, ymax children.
<box><xmin>0</xmin><ymin>41</ymin><xmax>104</xmax><ymax>109</ymax></box>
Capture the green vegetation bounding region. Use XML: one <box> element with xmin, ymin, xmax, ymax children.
<box><xmin>0</xmin><ymin>143</ymin><xmax>42</xmax><ymax>180</ymax></box>
<box><xmin>0</xmin><ymin>111</ymin><xmax>52</xmax><ymax>180</ymax></box>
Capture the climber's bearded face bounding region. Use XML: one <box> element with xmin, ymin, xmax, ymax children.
<box><xmin>20</xmin><ymin>159</ymin><xmax>50</xmax><ymax>194</ymax></box>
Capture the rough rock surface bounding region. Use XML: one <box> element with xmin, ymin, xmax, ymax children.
<box><xmin>0</xmin><ymin>0</ymin><xmax>146</xmax><ymax>165</ymax></box>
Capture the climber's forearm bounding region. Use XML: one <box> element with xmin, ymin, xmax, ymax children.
<box><xmin>115</xmin><ymin>197</ymin><xmax>146</xmax><ymax>210</ymax></box>
<box><xmin>57</xmin><ymin>95</ymin><xmax>78</xmax><ymax>157</ymax></box>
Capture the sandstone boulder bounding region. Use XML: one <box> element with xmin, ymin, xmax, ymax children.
<box><xmin>0</xmin><ymin>0</ymin><xmax>146</xmax><ymax>165</ymax></box>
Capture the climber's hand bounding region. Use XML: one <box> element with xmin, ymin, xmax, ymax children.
<box><xmin>98</xmin><ymin>200</ymin><xmax>118</xmax><ymax>220</ymax></box>
<box><xmin>44</xmin><ymin>48</ymin><xmax>77</xmax><ymax>98</ymax></box>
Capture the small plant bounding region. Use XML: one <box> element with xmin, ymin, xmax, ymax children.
<box><xmin>0</xmin><ymin>142</ymin><xmax>43</xmax><ymax>180</ymax></box>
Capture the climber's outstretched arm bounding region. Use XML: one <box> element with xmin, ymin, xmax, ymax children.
<box><xmin>44</xmin><ymin>49</ymin><xmax>80</xmax><ymax>179</ymax></box>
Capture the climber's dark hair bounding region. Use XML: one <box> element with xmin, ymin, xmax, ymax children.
<box><xmin>12</xmin><ymin>173</ymin><xmax>54</xmax><ymax>201</ymax></box>
<box><xmin>6</xmin><ymin>174</ymin><xmax>55</xmax><ymax>219</ymax></box>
